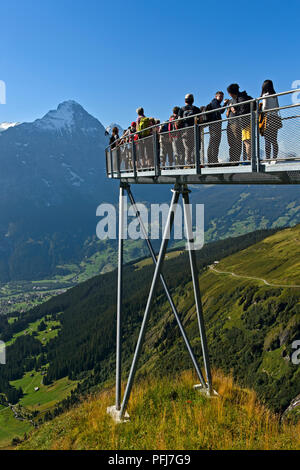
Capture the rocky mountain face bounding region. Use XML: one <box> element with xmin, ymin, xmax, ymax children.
<box><xmin>0</xmin><ymin>101</ymin><xmax>111</xmax><ymax>207</ymax></box>
<box><xmin>0</xmin><ymin>101</ymin><xmax>118</xmax><ymax>281</ymax></box>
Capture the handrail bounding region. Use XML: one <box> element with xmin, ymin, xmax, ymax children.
<box><xmin>106</xmin><ymin>88</ymin><xmax>300</xmax><ymax>150</ymax></box>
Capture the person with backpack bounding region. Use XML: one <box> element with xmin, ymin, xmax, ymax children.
<box><xmin>136</xmin><ymin>107</ymin><xmax>152</xmax><ymax>168</ymax></box>
<box><xmin>259</xmin><ymin>80</ymin><xmax>281</xmax><ymax>162</ymax></box>
<box><xmin>168</xmin><ymin>106</ymin><xmax>181</xmax><ymax>166</ymax></box>
<box><xmin>178</xmin><ymin>94</ymin><xmax>200</xmax><ymax>166</ymax></box>
<box><xmin>121</xmin><ymin>122</ymin><xmax>137</xmax><ymax>171</ymax></box>
<box><xmin>158</xmin><ymin>118</ymin><xmax>172</xmax><ymax>167</ymax></box>
<box><xmin>227</xmin><ymin>83</ymin><xmax>253</xmax><ymax>162</ymax></box>
<box><xmin>227</xmin><ymin>83</ymin><xmax>254</xmax><ymax>162</ymax></box>
<box><xmin>136</xmin><ymin>107</ymin><xmax>152</xmax><ymax>138</ymax></box>
<box><xmin>206</xmin><ymin>91</ymin><xmax>225</xmax><ymax>165</ymax></box>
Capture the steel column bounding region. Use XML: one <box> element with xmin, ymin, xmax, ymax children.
<box><xmin>120</xmin><ymin>185</ymin><xmax>181</xmax><ymax>417</ymax></box>
<box><xmin>126</xmin><ymin>185</ymin><xmax>206</xmax><ymax>388</ymax></box>
<box><xmin>116</xmin><ymin>183</ymin><xmax>125</xmax><ymax>410</ymax></box>
<box><xmin>182</xmin><ymin>186</ymin><xmax>212</xmax><ymax>393</ymax></box>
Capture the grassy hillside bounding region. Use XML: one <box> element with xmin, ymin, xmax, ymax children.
<box><xmin>1</xmin><ymin>226</ymin><xmax>299</xmax><ymax>448</ymax></box>
<box><xmin>0</xmin><ymin>405</ymin><xmax>32</xmax><ymax>449</ymax></box>
<box><xmin>213</xmin><ymin>224</ymin><xmax>300</xmax><ymax>285</ymax></box>
<box><xmin>18</xmin><ymin>370</ymin><xmax>300</xmax><ymax>450</ymax></box>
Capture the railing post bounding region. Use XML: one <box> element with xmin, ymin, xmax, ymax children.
<box><xmin>110</xmin><ymin>149</ymin><xmax>113</xmax><ymax>178</ymax></box>
<box><xmin>251</xmin><ymin>101</ymin><xmax>257</xmax><ymax>172</ymax></box>
<box><xmin>117</xmin><ymin>148</ymin><xmax>121</xmax><ymax>178</ymax></box>
<box><xmin>132</xmin><ymin>138</ymin><xmax>137</xmax><ymax>179</ymax></box>
<box><xmin>194</xmin><ymin>122</ymin><xmax>201</xmax><ymax>173</ymax></box>
<box><xmin>153</xmin><ymin>131</ymin><xmax>160</xmax><ymax>177</ymax></box>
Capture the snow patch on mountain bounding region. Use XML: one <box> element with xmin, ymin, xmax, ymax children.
<box><xmin>61</xmin><ymin>162</ymin><xmax>85</xmax><ymax>186</ymax></box>
<box><xmin>0</xmin><ymin>122</ymin><xmax>20</xmax><ymax>132</ymax></box>
<box><xmin>33</xmin><ymin>101</ymin><xmax>77</xmax><ymax>132</ymax></box>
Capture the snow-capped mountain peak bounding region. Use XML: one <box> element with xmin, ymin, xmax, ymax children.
<box><xmin>33</xmin><ymin>100</ymin><xmax>82</xmax><ymax>132</ymax></box>
<box><xmin>0</xmin><ymin>99</ymin><xmax>109</xmax><ymax>205</ymax></box>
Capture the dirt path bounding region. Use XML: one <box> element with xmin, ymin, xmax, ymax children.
<box><xmin>209</xmin><ymin>266</ymin><xmax>300</xmax><ymax>289</ymax></box>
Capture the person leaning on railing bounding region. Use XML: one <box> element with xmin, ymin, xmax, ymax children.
<box><xmin>178</xmin><ymin>94</ymin><xmax>201</xmax><ymax>166</ymax></box>
<box><xmin>135</xmin><ymin>107</ymin><xmax>149</xmax><ymax>168</ymax></box>
<box><xmin>109</xmin><ymin>126</ymin><xmax>120</xmax><ymax>149</ymax></box>
<box><xmin>109</xmin><ymin>127</ymin><xmax>120</xmax><ymax>174</ymax></box>
<box><xmin>226</xmin><ymin>84</ymin><xmax>254</xmax><ymax>162</ymax></box>
<box><xmin>259</xmin><ymin>80</ymin><xmax>282</xmax><ymax>163</ymax></box>
<box><xmin>120</xmin><ymin>122</ymin><xmax>137</xmax><ymax>171</ymax></box>
<box><xmin>168</xmin><ymin>106</ymin><xmax>181</xmax><ymax>166</ymax></box>
<box><xmin>206</xmin><ymin>91</ymin><xmax>225</xmax><ymax>165</ymax></box>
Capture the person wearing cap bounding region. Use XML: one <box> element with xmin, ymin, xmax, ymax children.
<box><xmin>178</xmin><ymin>94</ymin><xmax>200</xmax><ymax>166</ymax></box>
<box><xmin>128</xmin><ymin>121</ymin><xmax>137</xmax><ymax>138</ymax></box>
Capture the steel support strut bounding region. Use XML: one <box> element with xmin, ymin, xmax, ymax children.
<box><xmin>116</xmin><ymin>183</ymin><xmax>125</xmax><ymax>410</ymax></box>
<box><xmin>126</xmin><ymin>185</ymin><xmax>206</xmax><ymax>389</ymax></box>
<box><xmin>182</xmin><ymin>185</ymin><xmax>212</xmax><ymax>394</ymax></box>
<box><xmin>120</xmin><ymin>185</ymin><xmax>181</xmax><ymax>418</ymax></box>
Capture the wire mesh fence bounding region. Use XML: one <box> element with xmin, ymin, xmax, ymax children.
<box><xmin>259</xmin><ymin>104</ymin><xmax>300</xmax><ymax>162</ymax></box>
<box><xmin>105</xmin><ymin>90</ymin><xmax>300</xmax><ymax>177</ymax></box>
<box><xmin>111</xmin><ymin>147</ymin><xmax>120</xmax><ymax>174</ymax></box>
<box><xmin>105</xmin><ymin>148</ymin><xmax>112</xmax><ymax>175</ymax></box>
<box><xmin>119</xmin><ymin>142</ymin><xmax>134</xmax><ymax>173</ymax></box>
<box><xmin>135</xmin><ymin>135</ymin><xmax>155</xmax><ymax>170</ymax></box>
<box><xmin>199</xmin><ymin>114</ymin><xmax>253</xmax><ymax>166</ymax></box>
<box><xmin>159</xmin><ymin>126</ymin><xmax>196</xmax><ymax>168</ymax></box>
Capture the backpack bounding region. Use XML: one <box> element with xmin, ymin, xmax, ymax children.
<box><xmin>168</xmin><ymin>115</ymin><xmax>180</xmax><ymax>132</ymax></box>
<box><xmin>199</xmin><ymin>105</ymin><xmax>211</xmax><ymax>124</ymax></box>
<box><xmin>182</xmin><ymin>106</ymin><xmax>197</xmax><ymax>127</ymax></box>
<box><xmin>237</xmin><ymin>92</ymin><xmax>255</xmax><ymax>115</ymax></box>
<box><xmin>160</xmin><ymin>122</ymin><xmax>169</xmax><ymax>133</ymax></box>
<box><xmin>138</xmin><ymin>117</ymin><xmax>152</xmax><ymax>138</ymax></box>
<box><xmin>183</xmin><ymin>108</ymin><xmax>195</xmax><ymax>124</ymax></box>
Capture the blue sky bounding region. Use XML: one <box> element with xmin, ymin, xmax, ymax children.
<box><xmin>1</xmin><ymin>0</ymin><xmax>300</xmax><ymax>128</ymax></box>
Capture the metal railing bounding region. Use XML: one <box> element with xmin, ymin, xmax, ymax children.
<box><xmin>105</xmin><ymin>89</ymin><xmax>300</xmax><ymax>178</ymax></box>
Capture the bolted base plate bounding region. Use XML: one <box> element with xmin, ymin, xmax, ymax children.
<box><xmin>107</xmin><ymin>405</ymin><xmax>130</xmax><ymax>423</ymax></box>
<box><xmin>193</xmin><ymin>384</ymin><xmax>219</xmax><ymax>397</ymax></box>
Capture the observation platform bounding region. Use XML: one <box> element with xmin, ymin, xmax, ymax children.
<box><xmin>105</xmin><ymin>89</ymin><xmax>300</xmax><ymax>185</ymax></box>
